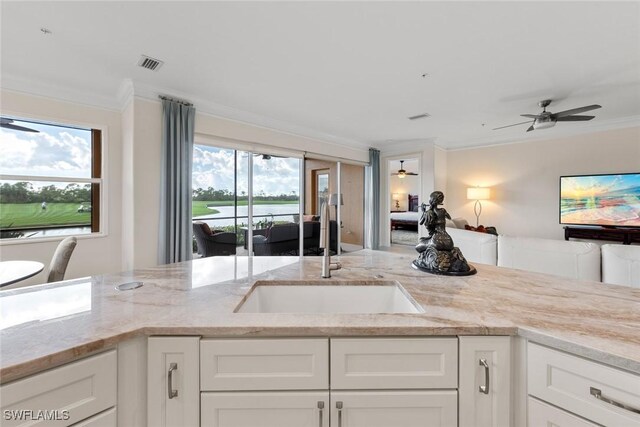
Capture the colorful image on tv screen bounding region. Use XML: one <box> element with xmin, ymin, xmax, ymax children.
<box><xmin>560</xmin><ymin>174</ymin><xmax>640</xmax><ymax>227</ymax></box>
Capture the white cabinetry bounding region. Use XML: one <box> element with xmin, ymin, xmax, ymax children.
<box><xmin>331</xmin><ymin>391</ymin><xmax>457</xmax><ymax>427</ymax></box>
<box><xmin>0</xmin><ymin>350</ymin><xmax>117</xmax><ymax>427</ymax></box>
<box><xmin>201</xmin><ymin>392</ymin><xmax>329</xmax><ymax>427</ymax></box>
<box><xmin>459</xmin><ymin>336</ymin><xmax>511</xmax><ymax>427</ymax></box>
<box><xmin>148</xmin><ymin>336</ymin><xmax>200</xmax><ymax>427</ymax></box>
<box><xmin>528</xmin><ymin>342</ymin><xmax>640</xmax><ymax>426</ymax></box>
<box><xmin>528</xmin><ymin>397</ymin><xmax>598</xmax><ymax>427</ymax></box>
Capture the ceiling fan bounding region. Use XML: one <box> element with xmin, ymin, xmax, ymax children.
<box><xmin>391</xmin><ymin>160</ymin><xmax>418</xmax><ymax>179</ymax></box>
<box><xmin>0</xmin><ymin>117</ymin><xmax>39</xmax><ymax>133</ymax></box>
<box><xmin>493</xmin><ymin>100</ymin><xmax>601</xmax><ymax>133</ymax></box>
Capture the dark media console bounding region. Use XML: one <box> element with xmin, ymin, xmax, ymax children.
<box><xmin>564</xmin><ymin>226</ymin><xmax>640</xmax><ymax>245</ymax></box>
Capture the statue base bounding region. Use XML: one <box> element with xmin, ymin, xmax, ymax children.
<box><xmin>412</xmin><ymin>260</ymin><xmax>477</xmax><ymax>276</ymax></box>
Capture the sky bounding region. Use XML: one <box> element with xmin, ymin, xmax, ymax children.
<box><xmin>561</xmin><ymin>174</ymin><xmax>640</xmax><ymax>198</ymax></box>
<box><xmin>193</xmin><ymin>145</ymin><xmax>300</xmax><ymax>196</ymax></box>
<box><xmin>0</xmin><ymin>119</ymin><xmax>92</xmax><ymax>188</ymax></box>
<box><xmin>1</xmin><ymin>119</ymin><xmax>301</xmax><ymax>196</ymax></box>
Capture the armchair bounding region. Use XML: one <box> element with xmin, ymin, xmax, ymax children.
<box><xmin>193</xmin><ymin>222</ymin><xmax>237</xmax><ymax>257</ymax></box>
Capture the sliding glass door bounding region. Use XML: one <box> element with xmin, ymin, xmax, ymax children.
<box><xmin>192</xmin><ymin>144</ymin><xmax>302</xmax><ymax>257</ymax></box>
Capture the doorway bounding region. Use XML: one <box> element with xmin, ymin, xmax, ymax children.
<box><xmin>388</xmin><ymin>158</ymin><xmax>420</xmax><ymax>246</ymax></box>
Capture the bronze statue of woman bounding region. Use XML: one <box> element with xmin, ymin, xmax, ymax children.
<box><xmin>413</xmin><ymin>191</ymin><xmax>476</xmax><ymax>276</ymax></box>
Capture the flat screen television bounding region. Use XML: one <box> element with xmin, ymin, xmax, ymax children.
<box><xmin>560</xmin><ymin>173</ymin><xmax>640</xmax><ymax>228</ymax></box>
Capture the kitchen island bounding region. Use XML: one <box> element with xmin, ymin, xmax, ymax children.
<box><xmin>1</xmin><ymin>250</ymin><xmax>639</xmax><ymax>426</ymax></box>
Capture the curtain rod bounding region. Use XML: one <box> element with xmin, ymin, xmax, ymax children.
<box><xmin>159</xmin><ymin>95</ymin><xmax>193</xmax><ymax>107</ymax></box>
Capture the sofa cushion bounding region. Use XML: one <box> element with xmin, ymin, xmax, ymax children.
<box><xmin>497</xmin><ymin>235</ymin><xmax>600</xmax><ymax>281</ymax></box>
<box><xmin>451</xmin><ymin>217</ymin><xmax>469</xmax><ymax>229</ymax></box>
<box><xmin>445</xmin><ymin>219</ymin><xmax>457</xmax><ymax>229</ymax></box>
<box><xmin>447</xmin><ymin>227</ymin><xmax>497</xmax><ymax>266</ymax></box>
<box><xmin>602</xmin><ymin>244</ymin><xmax>640</xmax><ymax>288</ymax></box>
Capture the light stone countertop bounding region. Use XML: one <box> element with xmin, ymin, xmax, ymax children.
<box><xmin>1</xmin><ymin>250</ymin><xmax>639</xmax><ymax>383</ymax></box>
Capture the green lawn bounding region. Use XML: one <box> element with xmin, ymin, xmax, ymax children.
<box><xmin>0</xmin><ymin>203</ymin><xmax>90</xmax><ymax>228</ymax></box>
<box><xmin>192</xmin><ymin>201</ymin><xmax>221</xmax><ymax>217</ymax></box>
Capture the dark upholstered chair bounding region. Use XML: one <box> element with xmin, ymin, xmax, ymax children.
<box><xmin>253</xmin><ymin>221</ymin><xmax>337</xmax><ymax>256</ymax></box>
<box><xmin>253</xmin><ymin>223</ymin><xmax>300</xmax><ymax>256</ymax></box>
<box><xmin>193</xmin><ymin>222</ymin><xmax>237</xmax><ymax>257</ymax></box>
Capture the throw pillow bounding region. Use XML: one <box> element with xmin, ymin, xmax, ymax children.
<box><xmin>200</xmin><ymin>222</ymin><xmax>213</xmax><ymax>236</ymax></box>
<box><xmin>452</xmin><ymin>217</ymin><xmax>469</xmax><ymax>229</ymax></box>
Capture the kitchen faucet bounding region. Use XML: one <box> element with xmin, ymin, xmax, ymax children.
<box><xmin>319</xmin><ymin>201</ymin><xmax>341</xmax><ymax>278</ymax></box>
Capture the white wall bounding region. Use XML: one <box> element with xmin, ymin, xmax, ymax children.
<box><xmin>0</xmin><ymin>90</ymin><xmax>124</xmax><ymax>284</ymax></box>
<box><xmin>390</xmin><ymin>174</ymin><xmax>419</xmax><ymax>211</ymax></box>
<box><xmin>120</xmin><ymin>96</ymin><xmax>370</xmax><ymax>270</ymax></box>
<box><xmin>445</xmin><ymin>126</ymin><xmax>640</xmax><ymax>239</ymax></box>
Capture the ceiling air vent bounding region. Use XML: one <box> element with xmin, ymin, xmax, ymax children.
<box><xmin>137</xmin><ymin>55</ymin><xmax>164</xmax><ymax>71</ymax></box>
<box><xmin>408</xmin><ymin>113</ymin><xmax>431</xmax><ymax>121</ymax></box>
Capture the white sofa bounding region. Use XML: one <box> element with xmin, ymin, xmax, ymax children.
<box><xmin>497</xmin><ymin>235</ymin><xmax>601</xmax><ymax>281</ymax></box>
<box><xmin>446</xmin><ymin>227</ymin><xmax>497</xmax><ymax>266</ymax></box>
<box><xmin>602</xmin><ymin>244</ymin><xmax>640</xmax><ymax>288</ymax></box>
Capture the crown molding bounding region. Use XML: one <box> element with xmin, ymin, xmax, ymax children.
<box><xmin>0</xmin><ymin>73</ymin><xmax>122</xmax><ymax>112</ymax></box>
<box><xmin>375</xmin><ymin>138</ymin><xmax>437</xmax><ymax>155</ymax></box>
<box><xmin>442</xmin><ymin>115</ymin><xmax>640</xmax><ymax>151</ymax></box>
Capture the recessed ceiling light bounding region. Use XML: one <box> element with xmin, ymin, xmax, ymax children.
<box><xmin>408</xmin><ymin>113</ymin><xmax>431</xmax><ymax>121</ymax></box>
<box><xmin>421</xmin><ymin>73</ymin><xmax>429</xmax><ymax>78</ymax></box>
<box><xmin>40</xmin><ymin>28</ymin><xmax>52</xmax><ymax>35</ymax></box>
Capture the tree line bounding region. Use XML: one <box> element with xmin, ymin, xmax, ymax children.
<box><xmin>193</xmin><ymin>187</ymin><xmax>298</xmax><ymax>201</ymax></box>
<box><xmin>0</xmin><ymin>182</ymin><xmax>91</xmax><ymax>204</ymax></box>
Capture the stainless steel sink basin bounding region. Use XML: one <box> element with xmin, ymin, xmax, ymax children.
<box><xmin>235</xmin><ymin>281</ymin><xmax>423</xmax><ymax>314</ymax></box>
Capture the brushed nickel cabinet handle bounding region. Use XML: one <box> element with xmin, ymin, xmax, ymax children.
<box><xmin>479</xmin><ymin>358</ymin><xmax>490</xmax><ymax>394</ymax></box>
<box><xmin>168</xmin><ymin>363</ymin><xmax>178</xmax><ymax>399</ymax></box>
<box><xmin>336</xmin><ymin>401</ymin><xmax>343</xmax><ymax>427</ymax></box>
<box><xmin>590</xmin><ymin>387</ymin><xmax>640</xmax><ymax>414</ymax></box>
<box><xmin>317</xmin><ymin>401</ymin><xmax>324</xmax><ymax>427</ymax></box>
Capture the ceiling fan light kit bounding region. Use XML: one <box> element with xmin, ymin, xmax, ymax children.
<box><xmin>391</xmin><ymin>160</ymin><xmax>418</xmax><ymax>179</ymax></box>
<box><xmin>493</xmin><ymin>99</ymin><xmax>601</xmax><ymax>133</ymax></box>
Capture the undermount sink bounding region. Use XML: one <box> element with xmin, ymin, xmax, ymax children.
<box><xmin>235</xmin><ymin>281</ymin><xmax>424</xmax><ymax>314</ymax></box>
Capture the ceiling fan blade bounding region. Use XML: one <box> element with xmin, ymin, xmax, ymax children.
<box><xmin>526</xmin><ymin>125</ymin><xmax>535</xmax><ymax>132</ymax></box>
<box><xmin>555</xmin><ymin>115</ymin><xmax>595</xmax><ymax>122</ymax></box>
<box><xmin>492</xmin><ymin>120</ymin><xmax>532</xmax><ymax>130</ymax></box>
<box><xmin>553</xmin><ymin>105</ymin><xmax>601</xmax><ymax>118</ymax></box>
<box><xmin>520</xmin><ymin>114</ymin><xmax>538</xmax><ymax>118</ymax></box>
<box><xmin>0</xmin><ymin>123</ymin><xmax>39</xmax><ymax>133</ymax></box>
<box><xmin>406</xmin><ymin>172</ymin><xmax>419</xmax><ymax>176</ymax></box>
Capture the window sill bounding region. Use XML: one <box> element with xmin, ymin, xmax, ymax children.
<box><xmin>0</xmin><ymin>232</ymin><xmax>109</xmax><ymax>246</ymax></box>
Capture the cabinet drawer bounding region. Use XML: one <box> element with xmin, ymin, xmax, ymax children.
<box><xmin>331</xmin><ymin>338</ymin><xmax>458</xmax><ymax>389</ymax></box>
<box><xmin>528</xmin><ymin>343</ymin><xmax>640</xmax><ymax>426</ymax></box>
<box><xmin>201</xmin><ymin>391</ymin><xmax>329</xmax><ymax>427</ymax></box>
<box><xmin>528</xmin><ymin>397</ymin><xmax>597</xmax><ymax>427</ymax></box>
<box><xmin>0</xmin><ymin>350</ymin><xmax>117</xmax><ymax>427</ymax></box>
<box><xmin>200</xmin><ymin>338</ymin><xmax>329</xmax><ymax>391</ymax></box>
<box><xmin>330</xmin><ymin>391</ymin><xmax>458</xmax><ymax>427</ymax></box>
<box><xmin>70</xmin><ymin>408</ymin><xmax>116</xmax><ymax>427</ymax></box>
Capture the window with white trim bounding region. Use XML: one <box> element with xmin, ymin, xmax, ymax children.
<box><xmin>0</xmin><ymin>117</ymin><xmax>102</xmax><ymax>240</ymax></box>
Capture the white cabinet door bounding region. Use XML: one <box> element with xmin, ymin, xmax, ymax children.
<box><xmin>459</xmin><ymin>336</ymin><xmax>511</xmax><ymax>427</ymax></box>
<box><xmin>0</xmin><ymin>350</ymin><xmax>116</xmax><ymax>427</ymax></box>
<box><xmin>330</xmin><ymin>391</ymin><xmax>457</xmax><ymax>427</ymax></box>
<box><xmin>201</xmin><ymin>391</ymin><xmax>329</xmax><ymax>427</ymax></box>
<box><xmin>528</xmin><ymin>397</ymin><xmax>599</xmax><ymax>427</ymax></box>
<box><xmin>70</xmin><ymin>408</ymin><xmax>117</xmax><ymax>427</ymax></box>
<box><xmin>147</xmin><ymin>337</ymin><xmax>200</xmax><ymax>427</ymax></box>
<box><xmin>330</xmin><ymin>338</ymin><xmax>458</xmax><ymax>390</ymax></box>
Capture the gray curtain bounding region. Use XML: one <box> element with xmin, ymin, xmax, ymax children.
<box><xmin>365</xmin><ymin>148</ymin><xmax>381</xmax><ymax>249</ymax></box>
<box><xmin>158</xmin><ymin>99</ymin><xmax>195</xmax><ymax>264</ymax></box>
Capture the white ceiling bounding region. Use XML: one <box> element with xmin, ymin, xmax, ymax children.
<box><xmin>2</xmin><ymin>1</ymin><xmax>639</xmax><ymax>150</ymax></box>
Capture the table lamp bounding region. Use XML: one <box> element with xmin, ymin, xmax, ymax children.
<box><xmin>392</xmin><ymin>193</ymin><xmax>400</xmax><ymax>210</ymax></box>
<box><xmin>329</xmin><ymin>193</ymin><xmax>344</xmax><ymax>220</ymax></box>
<box><xmin>467</xmin><ymin>187</ymin><xmax>490</xmax><ymax>227</ymax></box>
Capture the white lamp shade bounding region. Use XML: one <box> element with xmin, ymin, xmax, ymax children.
<box><xmin>467</xmin><ymin>187</ymin><xmax>490</xmax><ymax>200</ymax></box>
<box><xmin>392</xmin><ymin>193</ymin><xmax>400</xmax><ymax>200</ymax></box>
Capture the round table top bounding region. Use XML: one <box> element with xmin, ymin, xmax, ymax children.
<box><xmin>0</xmin><ymin>261</ymin><xmax>45</xmax><ymax>287</ymax></box>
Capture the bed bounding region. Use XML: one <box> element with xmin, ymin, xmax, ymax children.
<box><xmin>390</xmin><ymin>194</ymin><xmax>420</xmax><ymax>231</ymax></box>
